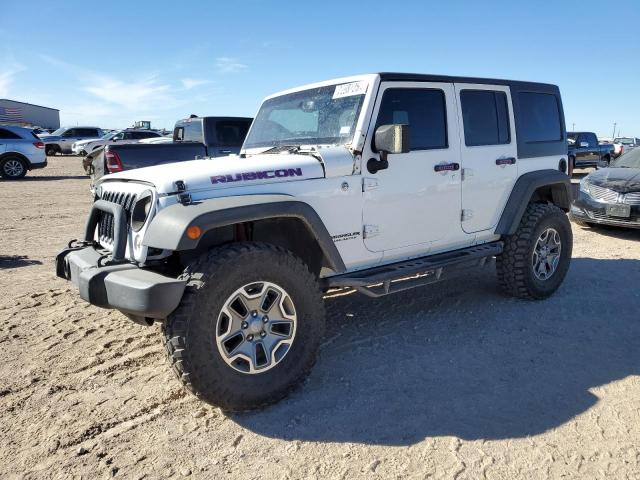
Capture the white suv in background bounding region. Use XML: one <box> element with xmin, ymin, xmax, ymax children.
<box><xmin>0</xmin><ymin>125</ymin><xmax>47</xmax><ymax>179</ymax></box>
<box><xmin>72</xmin><ymin>129</ymin><xmax>164</xmax><ymax>155</ymax></box>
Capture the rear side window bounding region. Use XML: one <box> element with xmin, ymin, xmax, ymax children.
<box><xmin>376</xmin><ymin>88</ymin><xmax>448</xmax><ymax>150</ymax></box>
<box><xmin>518</xmin><ymin>92</ymin><xmax>562</xmax><ymax>143</ymax></box>
<box><xmin>460</xmin><ymin>90</ymin><xmax>510</xmax><ymax>146</ymax></box>
<box><xmin>215</xmin><ymin>121</ymin><xmax>250</xmax><ymax>146</ymax></box>
<box><xmin>178</xmin><ymin>120</ymin><xmax>203</xmax><ymax>142</ymax></box>
<box><xmin>0</xmin><ymin>128</ymin><xmax>22</xmax><ymax>139</ymax></box>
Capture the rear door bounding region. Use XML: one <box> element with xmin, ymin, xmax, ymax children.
<box><xmin>361</xmin><ymin>82</ymin><xmax>462</xmax><ymax>253</ymax></box>
<box><xmin>455</xmin><ymin>84</ymin><xmax>518</xmax><ymax>233</ymax></box>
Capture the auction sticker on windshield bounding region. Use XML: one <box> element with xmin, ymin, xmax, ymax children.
<box><xmin>333</xmin><ymin>81</ymin><xmax>368</xmax><ymax>99</ymax></box>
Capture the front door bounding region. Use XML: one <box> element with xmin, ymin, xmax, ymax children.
<box><xmin>455</xmin><ymin>84</ymin><xmax>518</xmax><ymax>233</ymax></box>
<box><xmin>361</xmin><ymin>82</ymin><xmax>462</xmax><ymax>253</ymax></box>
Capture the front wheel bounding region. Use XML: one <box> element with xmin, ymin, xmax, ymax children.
<box><xmin>497</xmin><ymin>204</ymin><xmax>572</xmax><ymax>299</ymax></box>
<box><xmin>163</xmin><ymin>242</ymin><xmax>325</xmax><ymax>411</ymax></box>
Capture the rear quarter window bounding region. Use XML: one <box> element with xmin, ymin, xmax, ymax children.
<box><xmin>518</xmin><ymin>92</ymin><xmax>562</xmax><ymax>143</ymax></box>
<box><xmin>0</xmin><ymin>128</ymin><xmax>22</xmax><ymax>139</ymax></box>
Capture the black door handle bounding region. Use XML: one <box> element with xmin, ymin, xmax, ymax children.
<box><xmin>434</xmin><ymin>163</ymin><xmax>460</xmax><ymax>172</ymax></box>
<box><xmin>496</xmin><ymin>157</ymin><xmax>516</xmax><ymax>165</ymax></box>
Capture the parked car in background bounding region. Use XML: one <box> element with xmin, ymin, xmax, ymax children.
<box><xmin>571</xmin><ymin>147</ymin><xmax>640</xmax><ymax>229</ymax></box>
<box><xmin>567</xmin><ymin>131</ymin><xmax>614</xmax><ymax>174</ymax></box>
<box><xmin>0</xmin><ymin>125</ymin><xmax>46</xmax><ymax>179</ymax></box>
<box><xmin>41</xmin><ymin>126</ymin><xmax>104</xmax><ymax>155</ymax></box>
<box><xmin>86</xmin><ymin>116</ymin><xmax>252</xmax><ymax>182</ymax></box>
<box><xmin>72</xmin><ymin>129</ymin><xmax>164</xmax><ymax>155</ymax></box>
<box><xmin>613</xmin><ymin>137</ymin><xmax>639</xmax><ymax>157</ymax></box>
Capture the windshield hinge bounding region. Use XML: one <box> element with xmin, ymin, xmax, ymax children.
<box><xmin>362</xmin><ymin>177</ymin><xmax>379</xmax><ymax>192</ymax></box>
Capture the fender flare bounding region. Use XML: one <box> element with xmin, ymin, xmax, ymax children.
<box><xmin>495</xmin><ymin>169</ymin><xmax>572</xmax><ymax>236</ymax></box>
<box><xmin>143</xmin><ymin>194</ymin><xmax>346</xmax><ymax>272</ymax></box>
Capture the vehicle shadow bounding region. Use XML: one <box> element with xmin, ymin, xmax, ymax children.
<box><xmin>15</xmin><ymin>175</ymin><xmax>88</xmax><ymax>181</ymax></box>
<box><xmin>0</xmin><ymin>255</ymin><xmax>43</xmax><ymax>269</ymax></box>
<box><xmin>233</xmin><ymin>257</ymin><xmax>640</xmax><ymax>446</ymax></box>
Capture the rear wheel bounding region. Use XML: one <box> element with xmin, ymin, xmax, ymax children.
<box><xmin>0</xmin><ymin>156</ymin><xmax>27</xmax><ymax>179</ymax></box>
<box><xmin>163</xmin><ymin>242</ymin><xmax>325</xmax><ymax>411</ymax></box>
<box><xmin>497</xmin><ymin>203</ymin><xmax>572</xmax><ymax>299</ymax></box>
<box><xmin>45</xmin><ymin>145</ymin><xmax>59</xmax><ymax>156</ymax></box>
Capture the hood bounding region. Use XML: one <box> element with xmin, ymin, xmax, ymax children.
<box><xmin>587</xmin><ymin>167</ymin><xmax>640</xmax><ymax>193</ymax></box>
<box><xmin>99</xmin><ymin>153</ymin><xmax>326</xmax><ymax>194</ymax></box>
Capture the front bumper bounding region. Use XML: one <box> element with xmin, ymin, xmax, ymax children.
<box><xmin>571</xmin><ymin>191</ymin><xmax>640</xmax><ymax>229</ymax></box>
<box><xmin>56</xmin><ymin>245</ymin><xmax>186</xmax><ymax>319</ymax></box>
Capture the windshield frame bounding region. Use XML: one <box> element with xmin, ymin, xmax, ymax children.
<box><xmin>242</xmin><ymin>75</ymin><xmax>378</xmax><ymax>154</ymax></box>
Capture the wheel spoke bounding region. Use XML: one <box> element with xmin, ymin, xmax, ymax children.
<box><xmin>532</xmin><ymin>227</ymin><xmax>562</xmax><ymax>281</ymax></box>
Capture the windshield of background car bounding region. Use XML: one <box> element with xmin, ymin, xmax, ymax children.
<box><xmin>50</xmin><ymin>128</ymin><xmax>66</xmax><ymax>136</ymax></box>
<box><xmin>243</xmin><ymin>82</ymin><xmax>368</xmax><ymax>149</ymax></box>
<box><xmin>102</xmin><ymin>131</ymin><xmax>117</xmax><ymax>140</ymax></box>
<box><xmin>615</xmin><ymin>138</ymin><xmax>634</xmax><ymax>145</ymax></box>
<box><xmin>613</xmin><ymin>148</ymin><xmax>640</xmax><ymax>168</ymax></box>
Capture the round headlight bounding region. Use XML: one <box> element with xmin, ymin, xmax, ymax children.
<box><xmin>131</xmin><ymin>190</ymin><xmax>154</xmax><ymax>232</ymax></box>
<box><xmin>579</xmin><ymin>178</ymin><xmax>590</xmax><ymax>194</ymax></box>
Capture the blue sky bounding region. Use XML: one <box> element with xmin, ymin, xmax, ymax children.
<box><xmin>2</xmin><ymin>0</ymin><xmax>639</xmax><ymax>138</ymax></box>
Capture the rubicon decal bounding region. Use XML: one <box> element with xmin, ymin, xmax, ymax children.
<box><xmin>211</xmin><ymin>168</ymin><xmax>303</xmax><ymax>184</ymax></box>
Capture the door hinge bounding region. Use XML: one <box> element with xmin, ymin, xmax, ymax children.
<box><xmin>363</xmin><ymin>224</ymin><xmax>380</xmax><ymax>239</ymax></box>
<box><xmin>461</xmin><ymin>209</ymin><xmax>474</xmax><ymax>221</ymax></box>
<box><xmin>362</xmin><ymin>177</ymin><xmax>379</xmax><ymax>192</ymax></box>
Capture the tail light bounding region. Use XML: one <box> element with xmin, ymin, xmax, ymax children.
<box><xmin>105</xmin><ymin>150</ymin><xmax>124</xmax><ymax>173</ymax></box>
<box><xmin>33</xmin><ymin>141</ymin><xmax>45</xmax><ymax>149</ymax></box>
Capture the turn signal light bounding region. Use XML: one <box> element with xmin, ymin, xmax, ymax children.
<box><xmin>186</xmin><ymin>225</ymin><xmax>202</xmax><ymax>240</ymax></box>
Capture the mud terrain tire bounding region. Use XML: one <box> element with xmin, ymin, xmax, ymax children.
<box><xmin>497</xmin><ymin>203</ymin><xmax>572</xmax><ymax>300</ymax></box>
<box><xmin>163</xmin><ymin>242</ymin><xmax>325</xmax><ymax>411</ymax></box>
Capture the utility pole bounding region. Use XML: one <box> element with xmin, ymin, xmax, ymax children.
<box><xmin>572</xmin><ymin>122</ymin><xmax>575</xmax><ymax>131</ymax></box>
<box><xmin>612</xmin><ymin>122</ymin><xmax>617</xmax><ymax>139</ymax></box>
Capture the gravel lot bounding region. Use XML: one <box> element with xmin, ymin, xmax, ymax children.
<box><xmin>1</xmin><ymin>156</ymin><xmax>639</xmax><ymax>479</ymax></box>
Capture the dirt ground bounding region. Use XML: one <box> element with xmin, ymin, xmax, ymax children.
<box><xmin>1</xmin><ymin>156</ymin><xmax>639</xmax><ymax>480</ymax></box>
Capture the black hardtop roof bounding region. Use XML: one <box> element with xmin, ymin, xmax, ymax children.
<box><xmin>378</xmin><ymin>72</ymin><xmax>559</xmax><ymax>91</ymax></box>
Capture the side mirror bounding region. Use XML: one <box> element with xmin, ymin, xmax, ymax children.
<box><xmin>368</xmin><ymin>124</ymin><xmax>410</xmax><ymax>174</ymax></box>
<box><xmin>579</xmin><ymin>141</ymin><xmax>589</xmax><ymax>148</ymax></box>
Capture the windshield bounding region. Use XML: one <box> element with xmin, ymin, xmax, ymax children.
<box><xmin>615</xmin><ymin>137</ymin><xmax>634</xmax><ymax>145</ymax></box>
<box><xmin>49</xmin><ymin>128</ymin><xmax>66</xmax><ymax>136</ymax></box>
<box><xmin>243</xmin><ymin>82</ymin><xmax>367</xmax><ymax>149</ymax></box>
<box><xmin>102</xmin><ymin>131</ymin><xmax>117</xmax><ymax>140</ymax></box>
<box><xmin>612</xmin><ymin>148</ymin><xmax>640</xmax><ymax>168</ymax></box>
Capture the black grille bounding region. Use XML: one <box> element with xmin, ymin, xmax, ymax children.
<box><xmin>97</xmin><ymin>191</ymin><xmax>136</xmax><ymax>243</ymax></box>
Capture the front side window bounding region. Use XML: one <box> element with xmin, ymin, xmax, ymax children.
<box><xmin>244</xmin><ymin>82</ymin><xmax>367</xmax><ymax>149</ymax></box>
<box><xmin>460</xmin><ymin>90</ymin><xmax>510</xmax><ymax>146</ymax></box>
<box><xmin>518</xmin><ymin>92</ymin><xmax>562</xmax><ymax>143</ymax></box>
<box><xmin>375</xmin><ymin>88</ymin><xmax>447</xmax><ymax>150</ymax></box>
<box><xmin>62</xmin><ymin>129</ymin><xmax>77</xmax><ymax>137</ymax></box>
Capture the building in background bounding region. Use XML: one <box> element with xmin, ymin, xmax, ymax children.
<box><xmin>0</xmin><ymin>99</ymin><xmax>60</xmax><ymax>129</ymax></box>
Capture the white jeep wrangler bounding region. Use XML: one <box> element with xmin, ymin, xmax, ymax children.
<box><xmin>57</xmin><ymin>73</ymin><xmax>573</xmax><ymax>411</ymax></box>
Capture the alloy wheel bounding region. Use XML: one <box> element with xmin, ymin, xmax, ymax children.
<box><xmin>215</xmin><ymin>281</ymin><xmax>297</xmax><ymax>374</ymax></box>
<box><xmin>532</xmin><ymin>227</ymin><xmax>562</xmax><ymax>280</ymax></box>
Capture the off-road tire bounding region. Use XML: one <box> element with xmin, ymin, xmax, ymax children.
<box><xmin>0</xmin><ymin>156</ymin><xmax>27</xmax><ymax>179</ymax></box>
<box><xmin>497</xmin><ymin>203</ymin><xmax>572</xmax><ymax>300</ymax></box>
<box><xmin>162</xmin><ymin>242</ymin><xmax>325</xmax><ymax>411</ymax></box>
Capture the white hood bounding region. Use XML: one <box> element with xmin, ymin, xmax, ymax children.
<box><xmin>98</xmin><ymin>153</ymin><xmax>327</xmax><ymax>194</ymax></box>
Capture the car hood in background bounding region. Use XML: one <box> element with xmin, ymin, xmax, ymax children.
<box><xmin>98</xmin><ymin>153</ymin><xmax>326</xmax><ymax>194</ymax></box>
<box><xmin>587</xmin><ymin>167</ymin><xmax>640</xmax><ymax>193</ymax></box>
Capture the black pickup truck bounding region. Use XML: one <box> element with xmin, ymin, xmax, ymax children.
<box><xmin>87</xmin><ymin>116</ymin><xmax>252</xmax><ymax>182</ymax></box>
<box><xmin>567</xmin><ymin>131</ymin><xmax>614</xmax><ymax>174</ymax></box>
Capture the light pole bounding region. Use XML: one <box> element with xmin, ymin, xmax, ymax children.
<box><xmin>612</xmin><ymin>122</ymin><xmax>617</xmax><ymax>139</ymax></box>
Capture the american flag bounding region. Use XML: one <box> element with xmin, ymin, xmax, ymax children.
<box><xmin>0</xmin><ymin>106</ymin><xmax>23</xmax><ymax>122</ymax></box>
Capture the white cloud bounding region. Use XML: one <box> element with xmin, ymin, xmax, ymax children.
<box><xmin>84</xmin><ymin>75</ymin><xmax>173</xmax><ymax>111</ymax></box>
<box><xmin>0</xmin><ymin>62</ymin><xmax>26</xmax><ymax>97</ymax></box>
<box><xmin>181</xmin><ymin>78</ymin><xmax>210</xmax><ymax>89</ymax></box>
<box><xmin>215</xmin><ymin>57</ymin><xmax>248</xmax><ymax>74</ymax></box>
